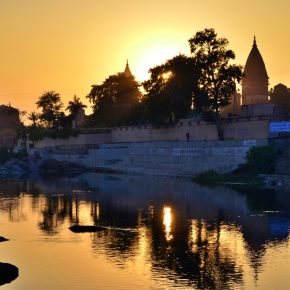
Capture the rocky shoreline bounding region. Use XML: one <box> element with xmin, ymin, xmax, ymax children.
<box><xmin>0</xmin><ymin>152</ymin><xmax>87</xmax><ymax>178</ymax></box>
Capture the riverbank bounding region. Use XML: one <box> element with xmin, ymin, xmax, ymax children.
<box><xmin>0</xmin><ymin>152</ymin><xmax>87</xmax><ymax>179</ymax></box>
<box><xmin>192</xmin><ymin>170</ymin><xmax>263</xmax><ymax>188</ymax></box>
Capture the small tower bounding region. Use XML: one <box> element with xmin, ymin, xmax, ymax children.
<box><xmin>123</xmin><ymin>60</ymin><xmax>133</xmax><ymax>77</ymax></box>
<box><xmin>242</xmin><ymin>37</ymin><xmax>269</xmax><ymax>105</ymax></box>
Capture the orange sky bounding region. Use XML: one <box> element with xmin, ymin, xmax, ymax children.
<box><xmin>0</xmin><ymin>0</ymin><xmax>290</xmax><ymax>114</ymax></box>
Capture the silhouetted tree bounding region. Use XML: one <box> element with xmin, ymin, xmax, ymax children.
<box><xmin>36</xmin><ymin>91</ymin><xmax>64</xmax><ymax>129</ymax></box>
<box><xmin>270</xmin><ymin>83</ymin><xmax>290</xmax><ymax>111</ymax></box>
<box><xmin>142</xmin><ymin>54</ymin><xmax>202</xmax><ymax>126</ymax></box>
<box><xmin>66</xmin><ymin>95</ymin><xmax>87</xmax><ymax>116</ymax></box>
<box><xmin>189</xmin><ymin>28</ymin><xmax>242</xmax><ymax>139</ymax></box>
<box><xmin>87</xmin><ymin>73</ymin><xmax>141</xmax><ymax>127</ymax></box>
<box><xmin>28</xmin><ymin>111</ymin><xmax>40</xmax><ymax>127</ymax></box>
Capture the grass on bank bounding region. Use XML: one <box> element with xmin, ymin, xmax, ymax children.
<box><xmin>193</xmin><ymin>145</ymin><xmax>278</xmax><ymax>188</ymax></box>
<box><xmin>192</xmin><ymin>169</ymin><xmax>263</xmax><ymax>187</ymax></box>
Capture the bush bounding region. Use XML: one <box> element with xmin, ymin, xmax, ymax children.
<box><xmin>245</xmin><ymin>145</ymin><xmax>278</xmax><ymax>174</ymax></box>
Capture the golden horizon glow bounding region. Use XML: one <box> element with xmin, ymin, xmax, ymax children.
<box><xmin>0</xmin><ymin>1</ymin><xmax>290</xmax><ymax>114</ymax></box>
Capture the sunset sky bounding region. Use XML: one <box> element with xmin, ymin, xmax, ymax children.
<box><xmin>0</xmin><ymin>0</ymin><xmax>290</xmax><ymax>114</ymax></box>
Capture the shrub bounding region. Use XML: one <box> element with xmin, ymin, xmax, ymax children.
<box><xmin>245</xmin><ymin>145</ymin><xmax>278</xmax><ymax>174</ymax></box>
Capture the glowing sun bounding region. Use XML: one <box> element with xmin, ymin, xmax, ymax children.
<box><xmin>129</xmin><ymin>35</ymin><xmax>189</xmax><ymax>82</ymax></box>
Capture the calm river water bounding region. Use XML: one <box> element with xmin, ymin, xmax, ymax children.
<box><xmin>0</xmin><ymin>173</ymin><xmax>290</xmax><ymax>290</ymax></box>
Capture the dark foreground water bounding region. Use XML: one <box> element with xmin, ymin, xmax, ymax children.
<box><xmin>0</xmin><ymin>173</ymin><xmax>290</xmax><ymax>290</ymax></box>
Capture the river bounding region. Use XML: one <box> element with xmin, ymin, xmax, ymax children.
<box><xmin>0</xmin><ymin>172</ymin><xmax>289</xmax><ymax>289</ymax></box>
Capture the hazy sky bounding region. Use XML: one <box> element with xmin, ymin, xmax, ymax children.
<box><xmin>0</xmin><ymin>0</ymin><xmax>290</xmax><ymax>113</ymax></box>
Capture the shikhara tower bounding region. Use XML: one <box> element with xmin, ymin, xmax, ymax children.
<box><xmin>123</xmin><ymin>60</ymin><xmax>133</xmax><ymax>78</ymax></box>
<box><xmin>242</xmin><ymin>36</ymin><xmax>269</xmax><ymax>105</ymax></box>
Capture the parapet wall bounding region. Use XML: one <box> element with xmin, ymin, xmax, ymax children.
<box><xmin>112</xmin><ymin>118</ymin><xmax>270</xmax><ymax>143</ymax></box>
<box><xmin>30</xmin><ymin>118</ymin><xmax>270</xmax><ymax>151</ymax></box>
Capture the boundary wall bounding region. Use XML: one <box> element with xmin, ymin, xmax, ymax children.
<box><xmin>31</xmin><ymin>118</ymin><xmax>270</xmax><ymax>150</ymax></box>
<box><xmin>112</xmin><ymin>118</ymin><xmax>269</xmax><ymax>142</ymax></box>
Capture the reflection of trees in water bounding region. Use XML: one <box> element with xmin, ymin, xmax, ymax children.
<box><xmin>0</xmin><ymin>180</ymin><xmax>27</xmax><ymax>222</ymax></box>
<box><xmin>148</xmin><ymin>205</ymin><xmax>243</xmax><ymax>289</ymax></box>
<box><xmin>2</xmin><ymin>177</ymin><xmax>290</xmax><ymax>289</ymax></box>
<box><xmin>91</xmin><ymin>206</ymin><xmax>140</xmax><ymax>264</ymax></box>
<box><xmin>39</xmin><ymin>195</ymin><xmax>74</xmax><ymax>234</ymax></box>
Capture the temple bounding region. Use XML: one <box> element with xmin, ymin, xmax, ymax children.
<box><xmin>123</xmin><ymin>60</ymin><xmax>133</xmax><ymax>78</ymax></box>
<box><xmin>0</xmin><ymin>105</ymin><xmax>19</xmax><ymax>148</ymax></box>
<box><xmin>242</xmin><ymin>36</ymin><xmax>269</xmax><ymax>105</ymax></box>
<box><xmin>238</xmin><ymin>37</ymin><xmax>287</xmax><ymax>118</ymax></box>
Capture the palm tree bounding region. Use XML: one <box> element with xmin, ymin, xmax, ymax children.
<box><xmin>66</xmin><ymin>95</ymin><xmax>87</xmax><ymax>116</ymax></box>
<box><xmin>28</xmin><ymin>111</ymin><xmax>40</xmax><ymax>127</ymax></box>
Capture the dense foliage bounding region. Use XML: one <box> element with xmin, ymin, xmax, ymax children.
<box><xmin>140</xmin><ymin>28</ymin><xmax>242</xmax><ymax>132</ymax></box>
<box><xmin>142</xmin><ymin>55</ymin><xmax>201</xmax><ymax>126</ymax></box>
<box><xmin>245</xmin><ymin>145</ymin><xmax>278</xmax><ymax>174</ymax></box>
<box><xmin>86</xmin><ymin>73</ymin><xmax>141</xmax><ymax>127</ymax></box>
<box><xmin>36</xmin><ymin>91</ymin><xmax>64</xmax><ymax>129</ymax></box>
<box><xmin>189</xmin><ymin>28</ymin><xmax>242</xmax><ymax>115</ymax></box>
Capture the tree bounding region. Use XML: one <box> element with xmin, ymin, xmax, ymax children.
<box><xmin>270</xmin><ymin>83</ymin><xmax>290</xmax><ymax>110</ymax></box>
<box><xmin>66</xmin><ymin>95</ymin><xmax>87</xmax><ymax>116</ymax></box>
<box><xmin>28</xmin><ymin>111</ymin><xmax>40</xmax><ymax>127</ymax></box>
<box><xmin>245</xmin><ymin>145</ymin><xmax>277</xmax><ymax>174</ymax></box>
<box><xmin>87</xmin><ymin>72</ymin><xmax>141</xmax><ymax>127</ymax></box>
<box><xmin>142</xmin><ymin>54</ymin><xmax>202</xmax><ymax>126</ymax></box>
<box><xmin>188</xmin><ymin>28</ymin><xmax>242</xmax><ymax>139</ymax></box>
<box><xmin>36</xmin><ymin>91</ymin><xmax>64</xmax><ymax>129</ymax></box>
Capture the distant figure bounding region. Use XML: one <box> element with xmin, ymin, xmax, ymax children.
<box><xmin>186</xmin><ymin>132</ymin><xmax>189</xmax><ymax>141</ymax></box>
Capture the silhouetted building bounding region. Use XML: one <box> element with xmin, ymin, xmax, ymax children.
<box><xmin>242</xmin><ymin>37</ymin><xmax>269</xmax><ymax>105</ymax></box>
<box><xmin>0</xmin><ymin>105</ymin><xmax>20</xmax><ymax>148</ymax></box>
<box><xmin>240</xmin><ymin>37</ymin><xmax>288</xmax><ymax>118</ymax></box>
<box><xmin>123</xmin><ymin>59</ymin><xmax>133</xmax><ymax>78</ymax></box>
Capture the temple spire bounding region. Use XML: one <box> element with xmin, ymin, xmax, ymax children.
<box><xmin>124</xmin><ymin>60</ymin><xmax>133</xmax><ymax>77</ymax></box>
<box><xmin>253</xmin><ymin>35</ymin><xmax>257</xmax><ymax>47</ymax></box>
<box><xmin>242</xmin><ymin>36</ymin><xmax>269</xmax><ymax>105</ymax></box>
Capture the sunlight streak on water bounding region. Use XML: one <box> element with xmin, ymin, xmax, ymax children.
<box><xmin>163</xmin><ymin>206</ymin><xmax>173</xmax><ymax>241</ymax></box>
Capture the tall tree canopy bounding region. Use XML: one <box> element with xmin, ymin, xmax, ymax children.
<box><xmin>87</xmin><ymin>72</ymin><xmax>141</xmax><ymax>127</ymax></box>
<box><xmin>270</xmin><ymin>83</ymin><xmax>290</xmax><ymax>111</ymax></box>
<box><xmin>142</xmin><ymin>54</ymin><xmax>202</xmax><ymax>126</ymax></box>
<box><xmin>36</xmin><ymin>91</ymin><xmax>64</xmax><ymax>129</ymax></box>
<box><xmin>189</xmin><ymin>28</ymin><xmax>242</xmax><ymax>115</ymax></box>
<box><xmin>142</xmin><ymin>29</ymin><xmax>241</xmax><ymax>129</ymax></box>
<box><xmin>66</xmin><ymin>95</ymin><xmax>87</xmax><ymax>116</ymax></box>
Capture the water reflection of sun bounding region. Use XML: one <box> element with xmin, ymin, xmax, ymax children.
<box><xmin>163</xmin><ymin>206</ymin><xmax>173</xmax><ymax>241</ymax></box>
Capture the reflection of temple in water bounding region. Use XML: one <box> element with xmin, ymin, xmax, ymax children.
<box><xmin>1</xmin><ymin>174</ymin><xmax>290</xmax><ymax>289</ymax></box>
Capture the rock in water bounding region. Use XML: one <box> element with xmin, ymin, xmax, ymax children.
<box><xmin>0</xmin><ymin>263</ymin><xmax>18</xmax><ymax>285</ymax></box>
<box><xmin>0</xmin><ymin>236</ymin><xmax>8</xmax><ymax>242</ymax></box>
<box><xmin>69</xmin><ymin>225</ymin><xmax>106</xmax><ymax>233</ymax></box>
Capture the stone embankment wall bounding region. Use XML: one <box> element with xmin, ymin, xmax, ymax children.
<box><xmin>29</xmin><ymin>118</ymin><xmax>270</xmax><ymax>177</ymax></box>
<box><xmin>30</xmin><ymin>118</ymin><xmax>269</xmax><ymax>150</ymax></box>
<box><xmin>38</xmin><ymin>139</ymin><xmax>268</xmax><ymax>177</ymax></box>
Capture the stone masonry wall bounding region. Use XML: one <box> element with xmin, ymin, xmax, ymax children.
<box><xmin>31</xmin><ymin>118</ymin><xmax>269</xmax><ymax>151</ymax></box>
<box><xmin>111</xmin><ymin>118</ymin><xmax>269</xmax><ymax>143</ymax></box>
<box><xmin>40</xmin><ymin>139</ymin><xmax>268</xmax><ymax>177</ymax></box>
